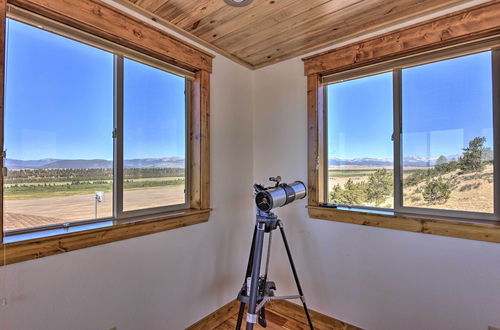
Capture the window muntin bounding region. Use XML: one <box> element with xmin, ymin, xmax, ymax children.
<box><xmin>401</xmin><ymin>52</ymin><xmax>494</xmax><ymax>214</ymax></box>
<box><xmin>327</xmin><ymin>72</ymin><xmax>394</xmax><ymax>208</ymax></box>
<box><xmin>325</xmin><ymin>50</ymin><xmax>498</xmax><ymax>220</ymax></box>
<box><xmin>3</xmin><ymin>18</ymin><xmax>190</xmax><ymax>234</ymax></box>
<box><xmin>123</xmin><ymin>58</ymin><xmax>187</xmax><ymax>212</ymax></box>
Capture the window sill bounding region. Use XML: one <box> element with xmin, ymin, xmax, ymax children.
<box><xmin>308</xmin><ymin>206</ymin><xmax>500</xmax><ymax>243</ymax></box>
<box><xmin>1</xmin><ymin>208</ymin><xmax>210</xmax><ymax>265</ymax></box>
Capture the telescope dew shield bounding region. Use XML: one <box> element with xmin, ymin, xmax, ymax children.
<box><xmin>255</xmin><ymin>181</ymin><xmax>307</xmax><ymax>212</ymax></box>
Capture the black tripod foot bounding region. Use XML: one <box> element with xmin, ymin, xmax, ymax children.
<box><xmin>258</xmin><ymin>306</ymin><xmax>267</xmax><ymax>327</ymax></box>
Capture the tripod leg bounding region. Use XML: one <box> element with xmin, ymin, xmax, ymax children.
<box><xmin>258</xmin><ymin>231</ymin><xmax>272</xmax><ymax>327</ymax></box>
<box><xmin>235</xmin><ymin>303</ymin><xmax>246</xmax><ymax>330</ymax></box>
<box><xmin>246</xmin><ymin>222</ymin><xmax>266</xmax><ymax>330</ymax></box>
<box><xmin>236</xmin><ymin>226</ymin><xmax>258</xmax><ymax>330</ymax></box>
<box><xmin>278</xmin><ymin>221</ymin><xmax>314</xmax><ymax>330</ymax></box>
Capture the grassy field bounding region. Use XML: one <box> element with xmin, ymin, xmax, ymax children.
<box><xmin>4</xmin><ymin>177</ymin><xmax>184</xmax><ymax>200</ymax></box>
<box><xmin>3</xmin><ymin>168</ymin><xmax>187</xmax><ymax>231</ymax></box>
<box><xmin>328</xmin><ymin>165</ymin><xmax>494</xmax><ymax>213</ymax></box>
<box><xmin>4</xmin><ymin>167</ymin><xmax>185</xmax><ymax>200</ymax></box>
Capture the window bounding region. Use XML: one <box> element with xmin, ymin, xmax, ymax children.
<box><xmin>3</xmin><ymin>15</ymin><xmax>189</xmax><ymax>233</ymax></box>
<box><xmin>401</xmin><ymin>52</ymin><xmax>494</xmax><ymax>216</ymax></box>
<box><xmin>327</xmin><ymin>72</ymin><xmax>394</xmax><ymax>209</ymax></box>
<box><xmin>0</xmin><ymin>2</ymin><xmax>211</xmax><ymax>264</ymax></box>
<box><xmin>325</xmin><ymin>49</ymin><xmax>498</xmax><ymax>220</ymax></box>
<box><xmin>122</xmin><ymin>58</ymin><xmax>187</xmax><ymax>213</ymax></box>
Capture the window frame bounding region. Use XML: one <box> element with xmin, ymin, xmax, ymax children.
<box><xmin>322</xmin><ymin>47</ymin><xmax>500</xmax><ymax>221</ymax></box>
<box><xmin>303</xmin><ymin>1</ymin><xmax>500</xmax><ymax>243</ymax></box>
<box><xmin>0</xmin><ymin>0</ymin><xmax>212</xmax><ymax>265</ymax></box>
<box><xmin>3</xmin><ymin>9</ymin><xmax>191</xmax><ymax>233</ymax></box>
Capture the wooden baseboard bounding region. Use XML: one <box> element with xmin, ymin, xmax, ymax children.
<box><xmin>185</xmin><ymin>299</ymin><xmax>362</xmax><ymax>330</ymax></box>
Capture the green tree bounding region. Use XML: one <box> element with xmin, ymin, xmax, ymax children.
<box><xmin>482</xmin><ymin>147</ymin><xmax>494</xmax><ymax>163</ymax></box>
<box><xmin>458</xmin><ymin>137</ymin><xmax>486</xmax><ymax>173</ymax></box>
<box><xmin>366</xmin><ymin>169</ymin><xmax>393</xmax><ymax>206</ymax></box>
<box><xmin>422</xmin><ymin>177</ymin><xmax>451</xmax><ymax>204</ymax></box>
<box><xmin>329</xmin><ymin>179</ymin><xmax>367</xmax><ymax>205</ymax></box>
<box><xmin>436</xmin><ymin>155</ymin><xmax>447</xmax><ymax>166</ymax></box>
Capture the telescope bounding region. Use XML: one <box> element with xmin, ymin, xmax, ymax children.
<box><xmin>236</xmin><ymin>176</ymin><xmax>313</xmax><ymax>330</ymax></box>
<box><xmin>254</xmin><ymin>176</ymin><xmax>307</xmax><ymax>212</ymax></box>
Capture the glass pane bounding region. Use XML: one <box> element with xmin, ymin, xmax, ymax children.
<box><xmin>3</xmin><ymin>19</ymin><xmax>114</xmax><ymax>231</ymax></box>
<box><xmin>123</xmin><ymin>58</ymin><xmax>186</xmax><ymax>212</ymax></box>
<box><xmin>402</xmin><ymin>51</ymin><xmax>494</xmax><ymax>213</ymax></box>
<box><xmin>327</xmin><ymin>72</ymin><xmax>394</xmax><ymax>208</ymax></box>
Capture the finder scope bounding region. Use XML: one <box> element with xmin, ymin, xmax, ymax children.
<box><xmin>254</xmin><ymin>176</ymin><xmax>307</xmax><ymax>212</ymax></box>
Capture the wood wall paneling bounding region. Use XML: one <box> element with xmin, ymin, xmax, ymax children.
<box><xmin>244</xmin><ymin>0</ymin><xmax>474</xmax><ymax>68</ymax></box>
<box><xmin>122</xmin><ymin>0</ymin><xmax>473</xmax><ymax>68</ymax></box>
<box><xmin>303</xmin><ymin>0</ymin><xmax>500</xmax><ymax>75</ymax></box>
<box><xmin>113</xmin><ymin>0</ymin><xmax>254</xmax><ymax>69</ymax></box>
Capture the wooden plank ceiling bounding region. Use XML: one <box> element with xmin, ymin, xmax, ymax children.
<box><xmin>120</xmin><ymin>0</ymin><xmax>473</xmax><ymax>69</ymax></box>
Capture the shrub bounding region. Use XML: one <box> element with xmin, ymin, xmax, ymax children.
<box><xmin>422</xmin><ymin>178</ymin><xmax>451</xmax><ymax>204</ymax></box>
<box><xmin>329</xmin><ymin>179</ymin><xmax>367</xmax><ymax>205</ymax></box>
<box><xmin>435</xmin><ymin>160</ymin><xmax>458</xmax><ymax>174</ymax></box>
<box><xmin>405</xmin><ymin>169</ymin><xmax>436</xmax><ymax>187</ymax></box>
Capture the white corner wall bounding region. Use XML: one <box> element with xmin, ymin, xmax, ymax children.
<box><xmin>0</xmin><ymin>37</ymin><xmax>256</xmax><ymax>330</ymax></box>
<box><xmin>252</xmin><ymin>57</ymin><xmax>500</xmax><ymax>330</ymax></box>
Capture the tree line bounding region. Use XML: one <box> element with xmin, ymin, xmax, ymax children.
<box><xmin>6</xmin><ymin>167</ymin><xmax>185</xmax><ymax>182</ymax></box>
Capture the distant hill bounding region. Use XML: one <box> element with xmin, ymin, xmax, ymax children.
<box><xmin>39</xmin><ymin>159</ymin><xmax>112</xmax><ymax>169</ymax></box>
<box><xmin>328</xmin><ymin>154</ymin><xmax>463</xmax><ymax>167</ymax></box>
<box><xmin>5</xmin><ymin>157</ymin><xmax>185</xmax><ymax>169</ymax></box>
<box><xmin>124</xmin><ymin>157</ymin><xmax>185</xmax><ymax>168</ymax></box>
<box><xmin>5</xmin><ymin>158</ymin><xmax>59</xmax><ymax>169</ymax></box>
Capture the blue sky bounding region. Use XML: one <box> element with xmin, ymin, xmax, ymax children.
<box><xmin>4</xmin><ymin>19</ymin><xmax>186</xmax><ymax>161</ymax></box>
<box><xmin>327</xmin><ymin>51</ymin><xmax>493</xmax><ymax>160</ymax></box>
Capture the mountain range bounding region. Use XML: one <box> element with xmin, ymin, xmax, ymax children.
<box><xmin>328</xmin><ymin>154</ymin><xmax>462</xmax><ymax>167</ymax></box>
<box><xmin>5</xmin><ymin>157</ymin><xmax>185</xmax><ymax>169</ymax></box>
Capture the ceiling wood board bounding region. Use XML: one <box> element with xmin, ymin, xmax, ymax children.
<box><xmin>121</xmin><ymin>0</ymin><xmax>481</xmax><ymax>69</ymax></box>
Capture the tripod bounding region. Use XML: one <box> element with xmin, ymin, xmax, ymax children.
<box><xmin>235</xmin><ymin>209</ymin><xmax>314</xmax><ymax>330</ymax></box>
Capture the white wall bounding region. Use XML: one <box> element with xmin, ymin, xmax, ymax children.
<box><xmin>253</xmin><ymin>57</ymin><xmax>500</xmax><ymax>330</ymax></box>
<box><xmin>0</xmin><ymin>35</ymin><xmax>255</xmax><ymax>330</ymax></box>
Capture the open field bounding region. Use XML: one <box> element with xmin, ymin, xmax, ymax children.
<box><xmin>3</xmin><ymin>168</ymin><xmax>186</xmax><ymax>231</ymax></box>
<box><xmin>4</xmin><ymin>177</ymin><xmax>184</xmax><ymax>200</ymax></box>
<box><xmin>4</xmin><ymin>185</ymin><xmax>185</xmax><ymax>231</ymax></box>
<box><xmin>403</xmin><ymin>164</ymin><xmax>493</xmax><ymax>213</ymax></box>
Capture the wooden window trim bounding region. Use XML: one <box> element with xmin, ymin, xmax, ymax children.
<box><xmin>0</xmin><ymin>0</ymin><xmax>212</xmax><ymax>265</ymax></box>
<box><xmin>303</xmin><ymin>1</ymin><xmax>500</xmax><ymax>243</ymax></box>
